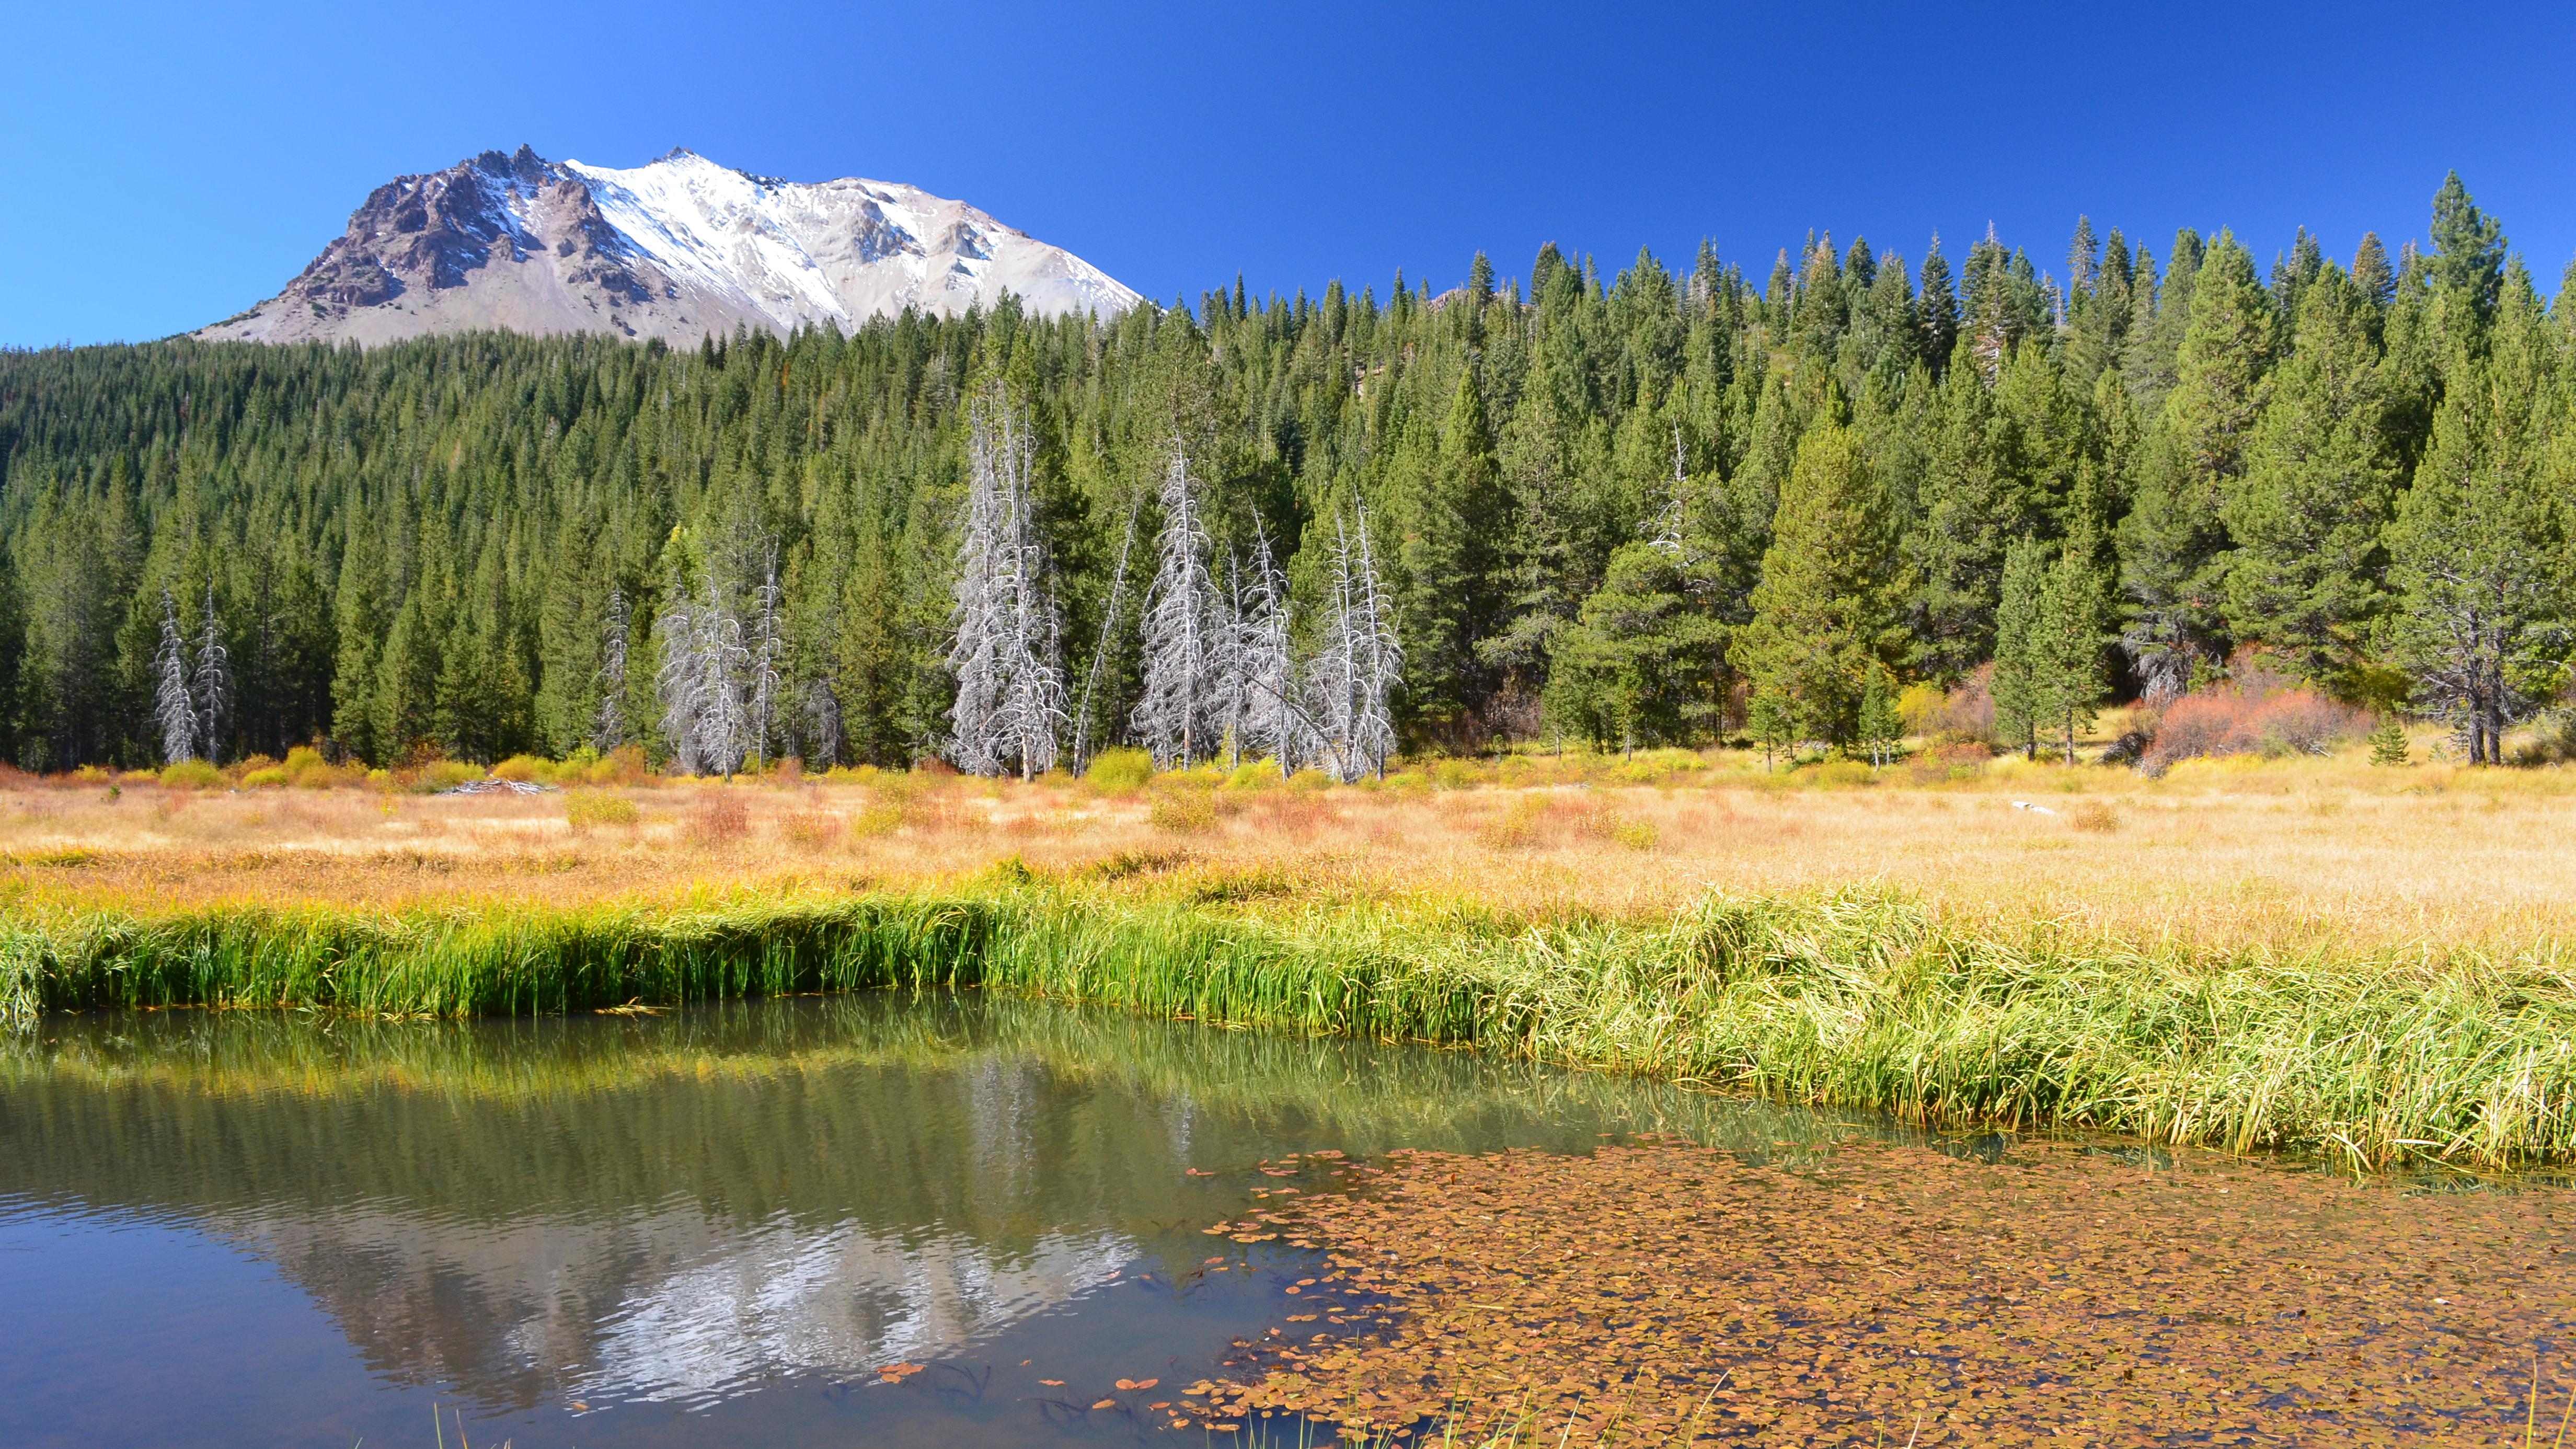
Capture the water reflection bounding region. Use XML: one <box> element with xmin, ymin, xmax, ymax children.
<box><xmin>0</xmin><ymin>993</ymin><xmax>1892</xmax><ymax>1447</ymax></box>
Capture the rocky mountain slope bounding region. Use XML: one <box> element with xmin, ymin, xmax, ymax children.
<box><xmin>196</xmin><ymin>146</ymin><xmax>1140</xmax><ymax>345</ymax></box>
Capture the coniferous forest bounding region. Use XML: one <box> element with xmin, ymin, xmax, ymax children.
<box><xmin>0</xmin><ymin>173</ymin><xmax>2566</xmax><ymax>774</ymax></box>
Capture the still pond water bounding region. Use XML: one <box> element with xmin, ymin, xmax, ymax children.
<box><xmin>0</xmin><ymin>993</ymin><xmax>1905</xmax><ymax>1449</ymax></box>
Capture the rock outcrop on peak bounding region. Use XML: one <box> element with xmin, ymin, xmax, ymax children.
<box><xmin>197</xmin><ymin>147</ymin><xmax>1138</xmax><ymax>346</ymax></box>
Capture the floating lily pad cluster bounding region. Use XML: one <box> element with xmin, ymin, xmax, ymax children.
<box><xmin>1180</xmin><ymin>1137</ymin><xmax>2576</xmax><ymax>1443</ymax></box>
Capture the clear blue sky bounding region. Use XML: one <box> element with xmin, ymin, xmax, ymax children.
<box><xmin>8</xmin><ymin>1</ymin><xmax>2576</xmax><ymax>346</ymax></box>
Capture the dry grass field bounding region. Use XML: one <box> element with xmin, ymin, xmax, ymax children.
<box><xmin>6</xmin><ymin>724</ymin><xmax>2571</xmax><ymax>956</ymax></box>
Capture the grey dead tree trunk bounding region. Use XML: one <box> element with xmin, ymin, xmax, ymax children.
<box><xmin>654</xmin><ymin>571</ymin><xmax>752</xmax><ymax>777</ymax></box>
<box><xmin>153</xmin><ymin>586</ymin><xmax>196</xmax><ymax>764</ymax></box>
<box><xmin>1133</xmin><ymin>439</ymin><xmax>1221</xmax><ymax>770</ymax></box>
<box><xmin>1236</xmin><ymin>519</ymin><xmax>1305</xmax><ymax>777</ymax></box>
<box><xmin>1070</xmin><ymin>490</ymin><xmax>1143</xmax><ymax>777</ymax></box>
<box><xmin>749</xmin><ymin>543</ymin><xmax>784</xmax><ymax>772</ymax></box>
<box><xmin>1308</xmin><ymin>504</ymin><xmax>1401</xmax><ymax>782</ymax></box>
<box><xmin>947</xmin><ymin>382</ymin><xmax>1066</xmax><ymax>778</ymax></box>
<box><xmin>191</xmin><ymin>579</ymin><xmax>231</xmax><ymax>763</ymax></box>
<box><xmin>593</xmin><ymin>585</ymin><xmax>630</xmax><ymax>752</ymax></box>
<box><xmin>653</xmin><ymin>581</ymin><xmax>705</xmax><ymax>775</ymax></box>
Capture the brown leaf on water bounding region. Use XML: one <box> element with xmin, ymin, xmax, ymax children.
<box><xmin>1174</xmin><ymin>1136</ymin><xmax>2576</xmax><ymax>1444</ymax></box>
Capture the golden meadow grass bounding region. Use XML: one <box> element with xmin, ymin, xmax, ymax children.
<box><xmin>7</xmin><ymin>733</ymin><xmax>2576</xmax><ymax>950</ymax></box>
<box><xmin>9</xmin><ymin>736</ymin><xmax>2576</xmax><ymax>1168</ymax></box>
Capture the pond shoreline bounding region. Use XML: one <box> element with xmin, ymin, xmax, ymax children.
<box><xmin>6</xmin><ymin>882</ymin><xmax>2575</xmax><ymax>1168</ymax></box>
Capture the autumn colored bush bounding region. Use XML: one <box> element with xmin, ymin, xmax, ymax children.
<box><xmin>2138</xmin><ymin>682</ymin><xmax>2367</xmax><ymax>775</ymax></box>
<box><xmin>686</xmin><ymin>792</ymin><xmax>751</xmax><ymax>845</ymax></box>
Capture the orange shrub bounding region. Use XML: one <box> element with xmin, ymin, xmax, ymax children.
<box><xmin>2141</xmin><ymin>684</ymin><xmax>2367</xmax><ymax>775</ymax></box>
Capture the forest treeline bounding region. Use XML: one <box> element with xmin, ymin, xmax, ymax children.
<box><xmin>0</xmin><ymin>172</ymin><xmax>2567</xmax><ymax>772</ymax></box>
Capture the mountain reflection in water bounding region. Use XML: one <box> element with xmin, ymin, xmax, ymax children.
<box><xmin>0</xmin><ymin>993</ymin><xmax>1876</xmax><ymax>1448</ymax></box>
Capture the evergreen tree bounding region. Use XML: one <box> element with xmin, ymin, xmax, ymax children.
<box><xmin>2428</xmin><ymin>171</ymin><xmax>2507</xmax><ymax>360</ymax></box>
<box><xmin>1856</xmin><ymin>660</ymin><xmax>1902</xmax><ymax>767</ymax></box>
<box><xmin>2032</xmin><ymin>522</ymin><xmax>2113</xmax><ymax>764</ymax></box>
<box><xmin>1989</xmin><ymin>536</ymin><xmax>2047</xmax><ymax>757</ymax></box>
<box><xmin>1541</xmin><ymin>540</ymin><xmax>1726</xmax><ymax>753</ymax></box>
<box><xmin>1917</xmin><ymin>236</ymin><xmax>1960</xmax><ymax>374</ymax></box>
<box><xmin>2367</xmin><ymin>713</ymin><xmax>2410</xmax><ymax>766</ymax></box>
<box><xmin>2352</xmin><ymin>233</ymin><xmax>2396</xmax><ymax>312</ymax></box>
<box><xmin>2118</xmin><ymin>231</ymin><xmax>2271</xmax><ymax>697</ymax></box>
<box><xmin>2382</xmin><ymin>273</ymin><xmax>2567</xmax><ymax>765</ymax></box>
<box><xmin>2224</xmin><ymin>264</ymin><xmax>2397</xmax><ymax>681</ymax></box>
<box><xmin>1738</xmin><ymin>425</ymin><xmax>1901</xmax><ymax>749</ymax></box>
<box><xmin>0</xmin><ymin>206</ymin><xmax>2564</xmax><ymax>780</ymax></box>
<box><xmin>0</xmin><ymin>537</ymin><xmax>22</xmax><ymax>767</ymax></box>
<box><xmin>1390</xmin><ymin>364</ymin><xmax>1505</xmax><ymax>739</ymax></box>
<box><xmin>1905</xmin><ymin>359</ymin><xmax>2019</xmax><ymax>681</ymax></box>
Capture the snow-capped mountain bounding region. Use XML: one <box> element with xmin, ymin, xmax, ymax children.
<box><xmin>196</xmin><ymin>146</ymin><xmax>1141</xmax><ymax>345</ymax></box>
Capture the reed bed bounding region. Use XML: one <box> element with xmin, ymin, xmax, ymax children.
<box><xmin>7</xmin><ymin>883</ymin><xmax>2576</xmax><ymax>1169</ymax></box>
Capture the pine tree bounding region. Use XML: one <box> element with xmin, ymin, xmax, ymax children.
<box><xmin>1917</xmin><ymin>236</ymin><xmax>1960</xmax><ymax>373</ymax></box>
<box><xmin>2031</xmin><ymin>521</ymin><xmax>2113</xmax><ymax>764</ymax></box>
<box><xmin>1738</xmin><ymin>425</ymin><xmax>1902</xmax><ymax>750</ymax></box>
<box><xmin>2367</xmin><ymin>714</ymin><xmax>2411</xmax><ymax>766</ymax></box>
<box><xmin>2119</xmin><ymin>231</ymin><xmax>2271</xmax><ymax>698</ymax></box>
<box><xmin>2383</xmin><ymin>272</ymin><xmax>2566</xmax><ymax>765</ymax></box>
<box><xmin>1905</xmin><ymin>355</ymin><xmax>2025</xmax><ymax>681</ymax></box>
<box><xmin>2428</xmin><ymin>171</ymin><xmax>2507</xmax><ymax>360</ymax></box>
<box><xmin>0</xmin><ymin>537</ymin><xmax>23</xmax><ymax>768</ymax></box>
<box><xmin>1989</xmin><ymin>536</ymin><xmax>2047</xmax><ymax>757</ymax></box>
<box><xmin>1856</xmin><ymin>660</ymin><xmax>1902</xmax><ymax>767</ymax></box>
<box><xmin>1390</xmin><ymin>365</ymin><xmax>1504</xmax><ymax>737</ymax></box>
<box><xmin>2352</xmin><ymin>233</ymin><xmax>2396</xmax><ymax>312</ymax></box>
<box><xmin>1542</xmin><ymin>540</ymin><xmax>1727</xmax><ymax>753</ymax></box>
<box><xmin>2224</xmin><ymin>264</ymin><xmax>2396</xmax><ymax>680</ymax></box>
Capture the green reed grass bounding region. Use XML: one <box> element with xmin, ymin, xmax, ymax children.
<box><xmin>6</xmin><ymin>883</ymin><xmax>2576</xmax><ymax>1168</ymax></box>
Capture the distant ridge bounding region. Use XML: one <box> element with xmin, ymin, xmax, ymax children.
<box><xmin>196</xmin><ymin>145</ymin><xmax>1140</xmax><ymax>345</ymax></box>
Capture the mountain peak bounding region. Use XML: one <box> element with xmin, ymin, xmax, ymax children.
<box><xmin>195</xmin><ymin>148</ymin><xmax>1138</xmax><ymax>346</ymax></box>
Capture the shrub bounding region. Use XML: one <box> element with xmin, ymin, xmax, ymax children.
<box><xmin>1802</xmin><ymin>760</ymin><xmax>1875</xmax><ymax>789</ymax></box>
<box><xmin>588</xmin><ymin>746</ymin><xmax>650</xmax><ymax>787</ymax></box>
<box><xmin>1225</xmin><ymin>762</ymin><xmax>1281</xmax><ymax>791</ymax></box>
<box><xmin>240</xmin><ymin>766</ymin><xmax>290</xmax><ymax>789</ymax></box>
<box><xmin>565</xmin><ymin>791</ymin><xmax>639</xmax><ymax>832</ymax></box>
<box><xmin>1085</xmin><ymin>747</ymin><xmax>1154</xmax><ymax>792</ymax></box>
<box><xmin>2138</xmin><ymin>683</ymin><xmax>2367</xmax><ymax>774</ymax></box>
<box><xmin>406</xmin><ymin>761</ymin><xmax>484</xmax><ymax>794</ymax></box>
<box><xmin>780</xmin><ymin>806</ymin><xmax>844</xmax><ymax>848</ymax></box>
<box><xmin>1608</xmin><ymin>816</ymin><xmax>1660</xmax><ymax>850</ymax></box>
<box><xmin>1148</xmin><ymin>791</ymin><xmax>1219</xmax><ymax>834</ymax></box>
<box><xmin>158</xmin><ymin>760</ymin><xmax>223</xmax><ymax>790</ymax></box>
<box><xmin>687</xmin><ymin>793</ymin><xmax>751</xmax><ymax>844</ymax></box>
<box><xmin>492</xmin><ymin>754</ymin><xmax>547</xmax><ymax>784</ymax></box>
<box><xmin>2070</xmin><ymin>800</ymin><xmax>2121</xmax><ymax>833</ymax></box>
<box><xmin>1914</xmin><ymin>664</ymin><xmax>1996</xmax><ymax>745</ymax></box>
<box><xmin>850</xmin><ymin>798</ymin><xmax>905</xmax><ymax>837</ymax></box>
<box><xmin>1895</xmin><ymin>683</ymin><xmax>1948</xmax><ymax>737</ymax></box>
<box><xmin>1432</xmin><ymin>759</ymin><xmax>1482</xmax><ymax>790</ymax></box>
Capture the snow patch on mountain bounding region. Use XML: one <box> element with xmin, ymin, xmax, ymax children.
<box><xmin>195</xmin><ymin>147</ymin><xmax>1139</xmax><ymax>346</ymax></box>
